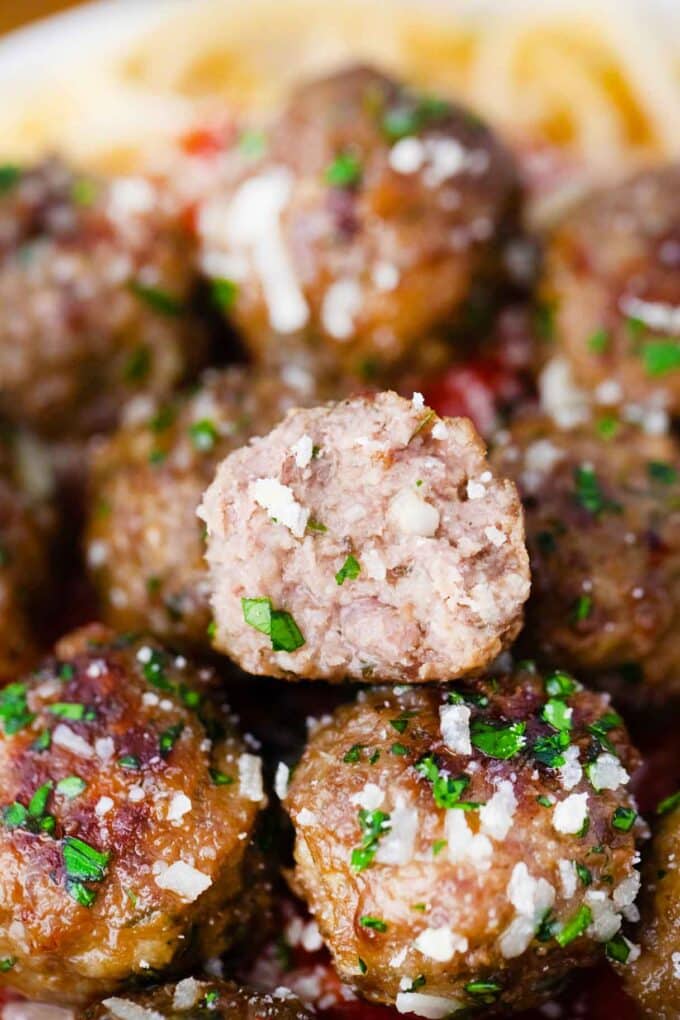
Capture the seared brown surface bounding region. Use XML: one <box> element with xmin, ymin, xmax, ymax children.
<box><xmin>493</xmin><ymin>415</ymin><xmax>680</xmax><ymax>704</ymax></box>
<box><xmin>0</xmin><ymin>625</ymin><xmax>268</xmax><ymax>1004</ymax></box>
<box><xmin>0</xmin><ymin>159</ymin><xmax>205</xmax><ymax>438</ymax></box>
<box><xmin>543</xmin><ymin>164</ymin><xmax>680</xmax><ymax>413</ymax></box>
<box><xmin>85</xmin><ymin>366</ymin><xmax>330</xmax><ymax>649</ymax></box>
<box><xmin>200</xmin><ymin>391</ymin><xmax>529</xmax><ymax>682</ymax></box>
<box><xmin>285</xmin><ymin>669</ymin><xmax>642</xmax><ymax>1013</ymax></box>
<box><xmin>81</xmin><ymin>977</ymin><xmax>314</xmax><ymax>1020</ymax></box>
<box><xmin>196</xmin><ymin>65</ymin><xmax>522</xmax><ymax>383</ymax></box>
<box><xmin>624</xmin><ymin>803</ymin><xmax>680</xmax><ymax>1018</ymax></box>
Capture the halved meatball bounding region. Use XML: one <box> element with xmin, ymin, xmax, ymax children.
<box><xmin>283</xmin><ymin>667</ymin><xmax>642</xmax><ymax>1015</ymax></box>
<box><xmin>195</xmin><ymin>64</ymin><xmax>522</xmax><ymax>382</ymax></box>
<box><xmin>492</xmin><ymin>415</ymin><xmax>680</xmax><ymax>703</ymax></box>
<box><xmin>0</xmin><ymin>625</ymin><xmax>269</xmax><ymax>1004</ymax></box>
<box><xmin>0</xmin><ymin>159</ymin><xmax>205</xmax><ymax>438</ymax></box>
<box><xmin>543</xmin><ymin>165</ymin><xmax>680</xmax><ymax>414</ymax></box>
<box><xmin>81</xmin><ymin>978</ymin><xmax>313</xmax><ymax>1020</ymax></box>
<box><xmin>0</xmin><ymin>428</ymin><xmax>55</xmax><ymax>679</ymax></box>
<box><xmin>623</xmin><ymin>799</ymin><xmax>680</xmax><ymax>1019</ymax></box>
<box><xmin>199</xmin><ymin>391</ymin><xmax>530</xmax><ymax>683</ymax></box>
<box><xmin>85</xmin><ymin>367</ymin><xmax>329</xmax><ymax>648</ymax></box>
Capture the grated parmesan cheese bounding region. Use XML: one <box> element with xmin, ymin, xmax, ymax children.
<box><xmin>252</xmin><ymin>477</ymin><xmax>309</xmax><ymax>537</ymax></box>
<box><xmin>154</xmin><ymin>860</ymin><xmax>212</xmax><ymax>902</ymax></box>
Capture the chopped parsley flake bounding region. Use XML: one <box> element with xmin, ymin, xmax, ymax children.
<box><xmin>189</xmin><ymin>418</ymin><xmax>219</xmax><ymax>452</ymax></box>
<box><xmin>359</xmin><ymin>915</ymin><xmax>388</xmax><ymax>932</ymax></box>
<box><xmin>241</xmin><ymin>597</ymin><xmax>305</xmax><ymax>653</ymax></box>
<box><xmin>123</xmin><ymin>345</ymin><xmax>151</xmax><ymax>383</ymax></box>
<box><xmin>118</xmin><ymin>755</ymin><xmax>141</xmax><ymax>770</ymax></box>
<box><xmin>32</xmin><ymin>729</ymin><xmax>51</xmax><ymax>752</ymax></box>
<box><xmin>647</xmin><ymin>460</ymin><xmax>678</xmax><ymax>485</ymax></box>
<box><xmin>210</xmin><ymin>277</ymin><xmax>238</xmax><ymax>312</ymax></box>
<box><xmin>389</xmin><ymin>710</ymin><xmax>417</xmax><ymax>734</ymax></box>
<box><xmin>612</xmin><ymin>807</ymin><xmax>637</xmax><ymax>832</ymax></box>
<box><xmin>541</xmin><ymin>698</ymin><xmax>573</xmax><ymax>733</ymax></box>
<box><xmin>536</xmin><ymin>795</ymin><xmax>552</xmax><ymax>808</ymax></box>
<box><xmin>470</xmin><ymin>719</ymin><xmax>526</xmax><ymax>760</ymax></box>
<box><xmin>432</xmin><ymin>839</ymin><xmax>447</xmax><ymax>856</ymax></box>
<box><xmin>129</xmin><ymin>281</ymin><xmax>183</xmax><ymax>316</ymax></box>
<box><xmin>656</xmin><ymin>790</ymin><xmax>680</xmax><ymax>816</ymax></box>
<box><xmin>209</xmin><ymin>767</ymin><xmax>234</xmax><ymax>786</ymax></box>
<box><xmin>62</xmin><ymin>836</ymin><xmax>110</xmax><ymax>883</ymax></box>
<box><xmin>28</xmin><ymin>782</ymin><xmax>53</xmax><ymax>819</ymax></box>
<box><xmin>587</xmin><ymin>711</ymin><xmax>622</xmax><ymax>754</ymax></box>
<box><xmin>382</xmin><ymin>94</ymin><xmax>451</xmax><ymax>140</ymax></box>
<box><xmin>405</xmin><ymin>976</ymin><xmax>426</xmax><ymax>993</ymax></box>
<box><xmin>335</xmin><ymin>554</ymin><xmax>361</xmax><ymax>585</ymax></box>
<box><xmin>0</xmin><ymin>682</ymin><xmax>34</xmax><ymax>735</ymax></box>
<box><xmin>325</xmin><ymin>151</ymin><xmax>362</xmax><ymax>188</ymax></box>
<box><xmin>238</xmin><ymin>129</ymin><xmax>267</xmax><ymax>158</ymax></box>
<box><xmin>390</xmin><ymin>742</ymin><xmax>408</xmax><ymax>756</ymax></box>
<box><xmin>573</xmin><ymin>465</ymin><xmax>620</xmax><ymax>516</ymax></box>
<box><xmin>67</xmin><ymin>882</ymin><xmax>97</xmax><ymax>908</ymax></box>
<box><xmin>343</xmin><ymin>744</ymin><xmax>364</xmax><ymax>764</ymax></box>
<box><xmin>587</xmin><ymin>328</ymin><xmax>610</xmax><ymax>354</ymax></box>
<box><xmin>532</xmin><ymin>730</ymin><xmax>570</xmax><ymax>768</ymax></box>
<box><xmin>545</xmin><ymin>670</ymin><xmax>579</xmax><ymax>698</ymax></box>
<box><xmin>358</xmin><ymin>956</ymin><xmax>368</xmax><ymax>974</ymax></box>
<box><xmin>575</xmin><ymin>862</ymin><xmax>592</xmax><ymax>886</ymax></box>
<box><xmin>605</xmin><ymin>934</ymin><xmax>631</xmax><ymax>964</ymax></box>
<box><xmin>48</xmin><ymin>703</ymin><xmax>90</xmax><ymax>721</ymax></box>
<box><xmin>0</xmin><ymin>957</ymin><xmax>15</xmax><ymax>972</ymax></box>
<box><xmin>3</xmin><ymin>803</ymin><xmax>28</xmax><ymax>829</ymax></box>
<box><xmin>465</xmin><ymin>981</ymin><xmax>501</xmax><ymax>1004</ymax></box>
<box><xmin>56</xmin><ymin>776</ymin><xmax>87</xmax><ymax>799</ymax></box>
<box><xmin>416</xmin><ymin>757</ymin><xmax>480</xmax><ymax>811</ymax></box>
<box><xmin>0</xmin><ymin>165</ymin><xmax>20</xmax><ymax>193</ymax></box>
<box><xmin>555</xmin><ymin>905</ymin><xmax>592</xmax><ymax>947</ymax></box>
<box><xmin>596</xmin><ymin>414</ymin><xmax>620</xmax><ymax>440</ymax></box>
<box><xmin>642</xmin><ymin>338</ymin><xmax>680</xmax><ymax>377</ymax></box>
<box><xmin>351</xmin><ymin>808</ymin><xmax>391</xmax><ymax>872</ymax></box>
<box><xmin>159</xmin><ymin>722</ymin><xmax>184</xmax><ymax>757</ymax></box>
<box><xmin>307</xmin><ymin>518</ymin><xmax>327</xmax><ymax>533</ymax></box>
<box><xmin>571</xmin><ymin>595</ymin><xmax>593</xmax><ymax>623</ymax></box>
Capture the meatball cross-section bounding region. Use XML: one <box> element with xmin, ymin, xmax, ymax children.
<box><xmin>199</xmin><ymin>391</ymin><xmax>530</xmax><ymax>682</ymax></box>
<box><xmin>0</xmin><ymin>626</ymin><xmax>268</xmax><ymax>1004</ymax></box>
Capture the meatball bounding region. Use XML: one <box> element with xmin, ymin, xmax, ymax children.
<box><xmin>0</xmin><ymin>428</ymin><xmax>55</xmax><ymax>679</ymax></box>
<box><xmin>283</xmin><ymin>667</ymin><xmax>642</xmax><ymax>1015</ymax></box>
<box><xmin>84</xmin><ymin>367</ymin><xmax>333</xmax><ymax>648</ymax></box>
<box><xmin>492</xmin><ymin>415</ymin><xmax>680</xmax><ymax>703</ymax></box>
<box><xmin>0</xmin><ymin>159</ymin><xmax>205</xmax><ymax>438</ymax></box>
<box><xmin>199</xmin><ymin>391</ymin><xmax>530</xmax><ymax>683</ymax></box>
<box><xmin>623</xmin><ymin>799</ymin><xmax>680</xmax><ymax>1018</ymax></box>
<box><xmin>196</xmin><ymin>65</ymin><xmax>522</xmax><ymax>382</ymax></box>
<box><xmin>543</xmin><ymin>165</ymin><xmax>680</xmax><ymax>414</ymax></box>
<box><xmin>0</xmin><ymin>625</ymin><xmax>269</xmax><ymax>1004</ymax></box>
<box><xmin>81</xmin><ymin>978</ymin><xmax>313</xmax><ymax>1020</ymax></box>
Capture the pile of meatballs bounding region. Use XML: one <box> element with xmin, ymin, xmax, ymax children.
<box><xmin>0</xmin><ymin>65</ymin><xmax>678</xmax><ymax>1020</ymax></box>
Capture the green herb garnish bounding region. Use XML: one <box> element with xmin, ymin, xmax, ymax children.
<box><xmin>325</xmin><ymin>151</ymin><xmax>362</xmax><ymax>188</ymax></box>
<box><xmin>56</xmin><ymin>776</ymin><xmax>87</xmax><ymax>799</ymax></box>
<box><xmin>335</xmin><ymin>554</ymin><xmax>361</xmax><ymax>585</ymax></box>
<box><xmin>555</xmin><ymin>905</ymin><xmax>592</xmax><ymax>947</ymax></box>
<box><xmin>351</xmin><ymin>808</ymin><xmax>391</xmax><ymax>872</ymax></box>
<box><xmin>129</xmin><ymin>281</ymin><xmax>183</xmax><ymax>316</ymax></box>
<box><xmin>241</xmin><ymin>597</ymin><xmax>305</xmax><ymax>652</ymax></box>
<box><xmin>470</xmin><ymin>719</ymin><xmax>526</xmax><ymax>760</ymax></box>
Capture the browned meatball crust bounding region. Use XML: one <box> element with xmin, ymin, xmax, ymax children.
<box><xmin>623</xmin><ymin>799</ymin><xmax>680</xmax><ymax>1018</ymax></box>
<box><xmin>0</xmin><ymin>428</ymin><xmax>55</xmax><ymax>679</ymax></box>
<box><xmin>85</xmin><ymin>367</ymin><xmax>328</xmax><ymax>648</ymax></box>
<box><xmin>196</xmin><ymin>65</ymin><xmax>522</xmax><ymax>382</ymax></box>
<box><xmin>0</xmin><ymin>159</ymin><xmax>205</xmax><ymax>438</ymax></box>
<box><xmin>543</xmin><ymin>165</ymin><xmax>680</xmax><ymax>414</ymax></box>
<box><xmin>493</xmin><ymin>415</ymin><xmax>680</xmax><ymax>703</ymax></box>
<box><xmin>200</xmin><ymin>391</ymin><xmax>530</xmax><ymax>683</ymax></box>
<box><xmin>81</xmin><ymin>978</ymin><xmax>314</xmax><ymax>1020</ymax></box>
<box><xmin>0</xmin><ymin>626</ymin><xmax>269</xmax><ymax>1005</ymax></box>
<box><xmin>284</xmin><ymin>669</ymin><xmax>642</xmax><ymax>1015</ymax></box>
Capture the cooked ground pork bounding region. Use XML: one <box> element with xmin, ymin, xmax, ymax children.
<box><xmin>0</xmin><ymin>159</ymin><xmax>205</xmax><ymax>438</ymax></box>
<box><xmin>195</xmin><ymin>64</ymin><xmax>522</xmax><ymax>383</ymax></box>
<box><xmin>284</xmin><ymin>669</ymin><xmax>642</xmax><ymax>1014</ymax></box>
<box><xmin>85</xmin><ymin>367</ymin><xmax>330</xmax><ymax>649</ymax></box>
<box><xmin>493</xmin><ymin>415</ymin><xmax>680</xmax><ymax>704</ymax></box>
<box><xmin>200</xmin><ymin>391</ymin><xmax>530</xmax><ymax>682</ymax></box>
<box><xmin>0</xmin><ymin>626</ymin><xmax>269</xmax><ymax>1005</ymax></box>
<box><xmin>623</xmin><ymin>800</ymin><xmax>680</xmax><ymax>1019</ymax></box>
<box><xmin>542</xmin><ymin>164</ymin><xmax>680</xmax><ymax>415</ymax></box>
<box><xmin>80</xmin><ymin>978</ymin><xmax>314</xmax><ymax>1020</ymax></box>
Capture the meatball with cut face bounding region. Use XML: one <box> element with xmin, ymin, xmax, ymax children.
<box><xmin>284</xmin><ymin>668</ymin><xmax>642</xmax><ymax>1016</ymax></box>
<box><xmin>85</xmin><ymin>367</ymin><xmax>332</xmax><ymax>648</ymax></box>
<box><xmin>0</xmin><ymin>159</ymin><xmax>205</xmax><ymax>438</ymax></box>
<box><xmin>623</xmin><ymin>797</ymin><xmax>680</xmax><ymax>1018</ymax></box>
<box><xmin>199</xmin><ymin>391</ymin><xmax>530</xmax><ymax>683</ymax></box>
<box><xmin>0</xmin><ymin>625</ymin><xmax>269</xmax><ymax>1005</ymax></box>
<box><xmin>493</xmin><ymin>416</ymin><xmax>680</xmax><ymax>703</ymax></box>
<box><xmin>543</xmin><ymin>165</ymin><xmax>680</xmax><ymax>414</ymax></box>
<box><xmin>0</xmin><ymin>428</ymin><xmax>55</xmax><ymax>679</ymax></box>
<box><xmin>81</xmin><ymin>978</ymin><xmax>313</xmax><ymax>1020</ymax></box>
<box><xmin>196</xmin><ymin>65</ymin><xmax>522</xmax><ymax>382</ymax></box>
